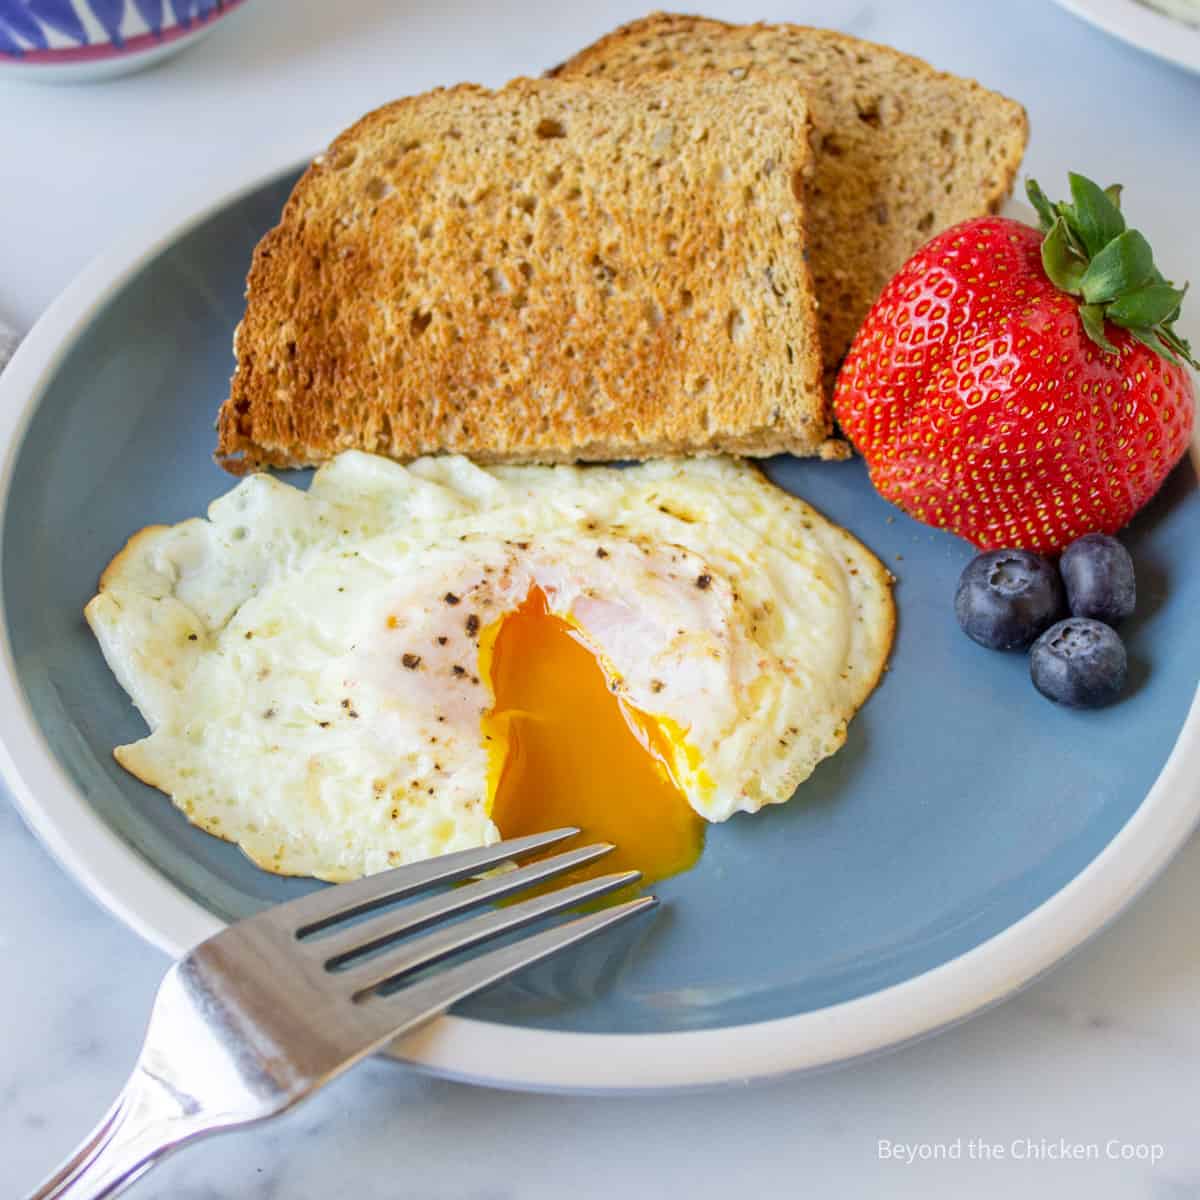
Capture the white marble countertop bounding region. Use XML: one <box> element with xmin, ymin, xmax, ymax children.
<box><xmin>3</xmin><ymin>0</ymin><xmax>1199</xmax><ymax>1196</ymax></box>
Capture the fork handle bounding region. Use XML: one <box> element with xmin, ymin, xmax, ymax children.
<box><xmin>27</xmin><ymin>1070</ymin><xmax>195</xmax><ymax>1200</ymax></box>
<box><xmin>29</xmin><ymin>1095</ymin><xmax>145</xmax><ymax>1200</ymax></box>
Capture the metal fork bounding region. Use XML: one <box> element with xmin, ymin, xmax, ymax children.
<box><xmin>29</xmin><ymin>828</ymin><xmax>653</xmax><ymax>1200</ymax></box>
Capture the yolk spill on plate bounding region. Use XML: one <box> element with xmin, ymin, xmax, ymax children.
<box><xmin>479</xmin><ymin>586</ymin><xmax>704</xmax><ymax>887</ymax></box>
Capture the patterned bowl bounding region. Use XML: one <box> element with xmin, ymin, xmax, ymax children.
<box><xmin>0</xmin><ymin>0</ymin><xmax>249</xmax><ymax>81</ymax></box>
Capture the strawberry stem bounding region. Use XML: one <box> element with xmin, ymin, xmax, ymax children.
<box><xmin>1025</xmin><ymin>173</ymin><xmax>1198</xmax><ymax>370</ymax></box>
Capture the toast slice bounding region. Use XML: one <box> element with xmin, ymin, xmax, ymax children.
<box><xmin>217</xmin><ymin>75</ymin><xmax>835</xmax><ymax>473</ymax></box>
<box><xmin>552</xmin><ymin>13</ymin><xmax>1029</xmax><ymax>375</ymax></box>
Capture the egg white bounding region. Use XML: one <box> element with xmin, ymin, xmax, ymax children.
<box><xmin>85</xmin><ymin>453</ymin><xmax>894</xmax><ymax>881</ymax></box>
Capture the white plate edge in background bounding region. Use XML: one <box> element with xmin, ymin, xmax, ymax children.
<box><xmin>1052</xmin><ymin>0</ymin><xmax>1200</xmax><ymax>75</ymax></box>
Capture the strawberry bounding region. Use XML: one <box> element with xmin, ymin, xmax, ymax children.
<box><xmin>834</xmin><ymin>172</ymin><xmax>1197</xmax><ymax>554</ymax></box>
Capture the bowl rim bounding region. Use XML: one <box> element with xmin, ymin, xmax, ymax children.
<box><xmin>1</xmin><ymin>153</ymin><xmax>1198</xmax><ymax>1094</ymax></box>
<box><xmin>0</xmin><ymin>0</ymin><xmax>248</xmax><ymax>66</ymax></box>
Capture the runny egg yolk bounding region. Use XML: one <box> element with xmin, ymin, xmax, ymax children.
<box><xmin>479</xmin><ymin>587</ymin><xmax>704</xmax><ymax>886</ymax></box>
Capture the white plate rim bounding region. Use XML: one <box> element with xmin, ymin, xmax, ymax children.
<box><xmin>1</xmin><ymin>155</ymin><xmax>1198</xmax><ymax>1094</ymax></box>
<box><xmin>1052</xmin><ymin>0</ymin><xmax>1200</xmax><ymax>75</ymax></box>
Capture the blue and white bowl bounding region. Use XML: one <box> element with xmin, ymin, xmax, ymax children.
<box><xmin>0</xmin><ymin>0</ymin><xmax>249</xmax><ymax>81</ymax></box>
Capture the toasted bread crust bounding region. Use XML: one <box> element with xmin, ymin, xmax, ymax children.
<box><xmin>552</xmin><ymin>13</ymin><xmax>1029</xmax><ymax>376</ymax></box>
<box><xmin>218</xmin><ymin>75</ymin><xmax>830</xmax><ymax>473</ymax></box>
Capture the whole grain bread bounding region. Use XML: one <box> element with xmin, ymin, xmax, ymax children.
<box><xmin>552</xmin><ymin>13</ymin><xmax>1029</xmax><ymax>376</ymax></box>
<box><xmin>217</xmin><ymin>74</ymin><xmax>836</xmax><ymax>474</ymax></box>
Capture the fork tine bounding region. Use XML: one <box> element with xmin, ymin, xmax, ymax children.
<box><xmin>309</xmin><ymin>843</ymin><xmax>615</xmax><ymax>966</ymax></box>
<box><xmin>354</xmin><ymin>896</ymin><xmax>658</xmax><ymax>1043</ymax></box>
<box><xmin>336</xmin><ymin>869</ymin><xmax>643</xmax><ymax>996</ymax></box>
<box><xmin>284</xmin><ymin>827</ymin><xmax>581</xmax><ymax>935</ymax></box>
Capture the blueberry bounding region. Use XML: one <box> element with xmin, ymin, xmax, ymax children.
<box><xmin>1059</xmin><ymin>533</ymin><xmax>1136</xmax><ymax>626</ymax></box>
<box><xmin>954</xmin><ymin>549</ymin><xmax>1065</xmax><ymax>650</ymax></box>
<box><xmin>1030</xmin><ymin>618</ymin><xmax>1127</xmax><ymax>708</ymax></box>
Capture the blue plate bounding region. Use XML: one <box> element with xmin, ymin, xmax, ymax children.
<box><xmin>1</xmin><ymin>167</ymin><xmax>1197</xmax><ymax>1091</ymax></box>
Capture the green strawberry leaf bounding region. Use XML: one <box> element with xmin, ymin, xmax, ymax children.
<box><xmin>1107</xmin><ymin>282</ymin><xmax>1187</xmax><ymax>329</ymax></box>
<box><xmin>1031</xmin><ymin>174</ymin><xmax>1197</xmax><ymax>369</ymax></box>
<box><xmin>1157</xmin><ymin>323</ymin><xmax>1199</xmax><ymax>368</ymax></box>
<box><xmin>1079</xmin><ymin>230</ymin><xmax>1155</xmax><ymax>304</ymax></box>
<box><xmin>1026</xmin><ymin>178</ymin><xmax>1058</xmax><ymax>232</ymax></box>
<box><xmin>1069</xmin><ymin>172</ymin><xmax>1126</xmax><ymax>257</ymax></box>
<box><xmin>1041</xmin><ymin>217</ymin><xmax>1087</xmax><ymax>294</ymax></box>
<box><xmin>1053</xmin><ymin>203</ymin><xmax>1092</xmax><ymax>258</ymax></box>
<box><xmin>1078</xmin><ymin>303</ymin><xmax>1118</xmax><ymax>354</ymax></box>
<box><xmin>1125</xmin><ymin>325</ymin><xmax>1161</xmax><ymax>351</ymax></box>
<box><xmin>1127</xmin><ymin>325</ymin><xmax>1184</xmax><ymax>367</ymax></box>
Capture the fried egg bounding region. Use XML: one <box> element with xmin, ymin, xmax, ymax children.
<box><xmin>85</xmin><ymin>453</ymin><xmax>894</xmax><ymax>883</ymax></box>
